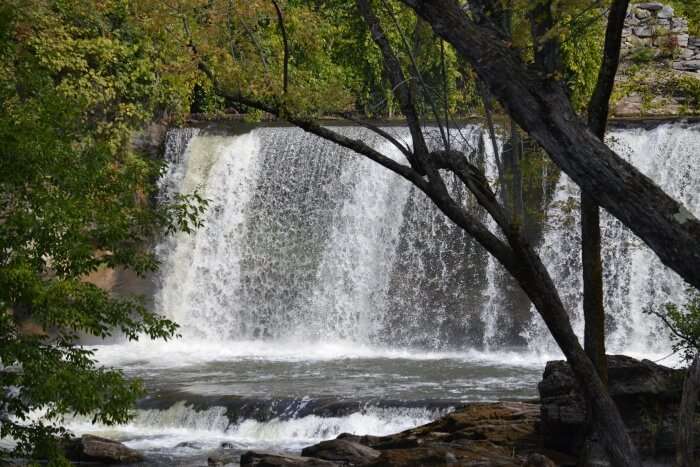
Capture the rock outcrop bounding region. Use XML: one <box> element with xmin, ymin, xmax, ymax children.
<box><xmin>241</xmin><ymin>402</ymin><xmax>566</xmax><ymax>467</ymax></box>
<box><xmin>622</xmin><ymin>3</ymin><xmax>697</xmax><ymax>70</ymax></box>
<box><xmin>538</xmin><ymin>355</ymin><xmax>697</xmax><ymax>458</ymax></box>
<box><xmin>63</xmin><ymin>434</ymin><xmax>144</xmax><ymax>464</ymax></box>
<box><xmin>615</xmin><ymin>3</ymin><xmax>700</xmax><ymax>116</ymax></box>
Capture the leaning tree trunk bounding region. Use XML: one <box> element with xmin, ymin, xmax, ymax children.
<box><xmin>400</xmin><ymin>0</ymin><xmax>700</xmax><ymax>292</ymax></box>
<box><xmin>677</xmin><ymin>354</ymin><xmax>700</xmax><ymax>467</ymax></box>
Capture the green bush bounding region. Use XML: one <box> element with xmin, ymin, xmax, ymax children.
<box><xmin>630</xmin><ymin>47</ymin><xmax>656</xmax><ymax>64</ymax></box>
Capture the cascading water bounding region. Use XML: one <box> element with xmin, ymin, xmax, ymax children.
<box><xmin>62</xmin><ymin>122</ymin><xmax>698</xmax><ymax>464</ymax></box>
<box><xmin>155</xmin><ymin>126</ymin><xmax>499</xmax><ymax>347</ymax></box>
<box><xmin>526</xmin><ymin>123</ymin><xmax>700</xmax><ymax>358</ymax></box>
<box><xmin>155</xmin><ymin>123</ymin><xmax>698</xmax><ymax>353</ymax></box>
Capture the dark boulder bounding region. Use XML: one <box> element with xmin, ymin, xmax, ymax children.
<box><xmin>538</xmin><ymin>354</ymin><xmax>694</xmax><ymax>457</ymax></box>
<box><xmin>208</xmin><ymin>448</ymin><xmax>238</xmax><ymax>466</ymax></box>
<box><xmin>63</xmin><ymin>434</ymin><xmax>144</xmax><ymax>464</ymax></box>
<box><xmin>284</xmin><ymin>402</ymin><xmax>546</xmax><ymax>466</ymax></box>
<box><xmin>240</xmin><ymin>451</ymin><xmax>339</xmax><ymax>466</ymax></box>
<box><xmin>301</xmin><ymin>439</ymin><xmax>380</xmax><ymax>464</ymax></box>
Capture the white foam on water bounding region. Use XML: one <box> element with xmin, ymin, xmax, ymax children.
<box><xmin>57</xmin><ymin>402</ymin><xmax>444</xmax><ymax>454</ymax></box>
<box><xmin>91</xmin><ymin>338</ymin><xmax>555</xmax><ymax>369</ymax></box>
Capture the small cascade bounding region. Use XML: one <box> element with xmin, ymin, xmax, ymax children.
<box><xmin>60</xmin><ymin>401</ymin><xmax>445</xmax><ymax>454</ymax></box>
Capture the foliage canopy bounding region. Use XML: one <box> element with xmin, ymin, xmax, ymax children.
<box><xmin>0</xmin><ymin>1</ymin><xmax>205</xmax><ymax>463</ymax></box>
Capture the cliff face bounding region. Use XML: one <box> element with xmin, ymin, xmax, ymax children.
<box><xmin>615</xmin><ymin>3</ymin><xmax>700</xmax><ymax>117</ymax></box>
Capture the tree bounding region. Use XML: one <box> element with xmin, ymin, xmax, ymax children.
<box><xmin>0</xmin><ymin>1</ymin><xmax>204</xmax><ymax>463</ymax></box>
<box><xmin>401</xmin><ymin>0</ymin><xmax>700</xmax><ymax>293</ymax></box>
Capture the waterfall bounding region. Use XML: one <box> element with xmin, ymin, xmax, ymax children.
<box><xmin>526</xmin><ymin>123</ymin><xmax>700</xmax><ymax>357</ymax></box>
<box><xmin>156</xmin><ymin>123</ymin><xmax>698</xmax><ymax>355</ymax></box>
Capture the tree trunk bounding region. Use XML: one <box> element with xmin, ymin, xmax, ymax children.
<box><xmin>677</xmin><ymin>354</ymin><xmax>700</xmax><ymax>467</ymax></box>
<box><xmin>582</xmin><ymin>0</ymin><xmax>630</xmax><ymax>389</ymax></box>
<box><xmin>509</xmin><ymin>245</ymin><xmax>641</xmax><ymax>467</ymax></box>
<box><xmin>400</xmin><ymin>0</ymin><xmax>700</xmax><ymax>292</ymax></box>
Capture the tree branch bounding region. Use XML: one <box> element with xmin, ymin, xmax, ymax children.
<box><xmin>356</xmin><ymin>0</ymin><xmax>430</xmax><ymax>175</ymax></box>
<box><xmin>401</xmin><ymin>0</ymin><xmax>700</xmax><ymax>292</ymax></box>
<box><xmin>271</xmin><ymin>0</ymin><xmax>289</xmax><ymax>94</ymax></box>
<box><xmin>588</xmin><ymin>0</ymin><xmax>630</xmax><ymax>137</ymax></box>
<box><xmin>334</xmin><ymin>112</ymin><xmax>414</xmax><ymax>160</ymax></box>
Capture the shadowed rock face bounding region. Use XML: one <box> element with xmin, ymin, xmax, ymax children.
<box><xmin>539</xmin><ymin>355</ymin><xmax>697</xmax><ymax>458</ymax></box>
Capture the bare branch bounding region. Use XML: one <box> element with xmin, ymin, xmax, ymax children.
<box><xmin>271</xmin><ymin>0</ymin><xmax>289</xmax><ymax>94</ymax></box>
<box><xmin>334</xmin><ymin>113</ymin><xmax>414</xmax><ymax>160</ymax></box>
<box><xmin>381</xmin><ymin>0</ymin><xmax>450</xmax><ymax>149</ymax></box>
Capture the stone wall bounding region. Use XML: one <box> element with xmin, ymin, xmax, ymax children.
<box><xmin>622</xmin><ymin>2</ymin><xmax>699</xmax><ymax>72</ymax></box>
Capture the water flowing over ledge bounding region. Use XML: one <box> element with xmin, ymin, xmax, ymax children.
<box><xmin>156</xmin><ymin>123</ymin><xmax>699</xmax><ymax>354</ymax></box>
<box><xmin>63</xmin><ymin>122</ymin><xmax>699</xmax><ymax>463</ymax></box>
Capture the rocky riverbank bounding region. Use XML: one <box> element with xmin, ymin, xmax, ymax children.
<box><xmin>225</xmin><ymin>356</ymin><xmax>694</xmax><ymax>467</ymax></box>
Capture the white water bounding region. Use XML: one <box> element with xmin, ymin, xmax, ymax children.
<box><xmin>43</xmin><ymin>403</ymin><xmax>446</xmax><ymax>456</ymax></box>
<box><xmin>145</xmin><ymin>123</ymin><xmax>700</xmax><ymax>365</ymax></box>
<box><xmin>526</xmin><ymin>124</ymin><xmax>700</xmax><ymax>359</ymax></box>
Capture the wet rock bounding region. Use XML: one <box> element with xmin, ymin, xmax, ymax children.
<box><xmin>366</xmin><ymin>444</ymin><xmax>517</xmax><ymax>466</ymax></box>
<box><xmin>301</xmin><ymin>439</ymin><xmax>380</xmax><ymax>464</ymax></box>
<box><xmin>524</xmin><ymin>453</ymin><xmax>557</xmax><ymax>467</ymax></box>
<box><xmin>539</xmin><ymin>355</ymin><xmax>689</xmax><ymax>457</ymax></box>
<box><xmin>175</xmin><ymin>441</ymin><xmax>204</xmax><ymax>449</ymax></box>
<box><xmin>63</xmin><ymin>435</ymin><xmax>144</xmax><ymax>464</ymax></box>
<box><xmin>297</xmin><ymin>403</ymin><xmax>544</xmax><ymax>466</ymax></box>
<box><xmin>240</xmin><ymin>451</ymin><xmax>339</xmax><ymax>466</ymax></box>
<box><xmin>209</xmin><ymin>449</ymin><xmax>238</xmax><ymax>466</ymax></box>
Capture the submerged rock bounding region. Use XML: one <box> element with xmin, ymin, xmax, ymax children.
<box><xmin>63</xmin><ymin>434</ymin><xmax>144</xmax><ymax>464</ymax></box>
<box><xmin>209</xmin><ymin>448</ymin><xmax>241</xmax><ymax>466</ymax></box>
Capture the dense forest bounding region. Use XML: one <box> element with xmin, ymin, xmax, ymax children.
<box><xmin>1</xmin><ymin>1</ymin><xmax>700</xmax><ymax>466</ymax></box>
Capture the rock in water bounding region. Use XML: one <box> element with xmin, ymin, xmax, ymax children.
<box><xmin>289</xmin><ymin>402</ymin><xmax>553</xmax><ymax>466</ymax></box>
<box><xmin>301</xmin><ymin>439</ymin><xmax>381</xmax><ymax>464</ymax></box>
<box><xmin>240</xmin><ymin>451</ymin><xmax>339</xmax><ymax>466</ymax></box>
<box><xmin>539</xmin><ymin>355</ymin><xmax>687</xmax><ymax>456</ymax></box>
<box><xmin>64</xmin><ymin>435</ymin><xmax>144</xmax><ymax>464</ymax></box>
<box><xmin>208</xmin><ymin>449</ymin><xmax>240</xmax><ymax>466</ymax></box>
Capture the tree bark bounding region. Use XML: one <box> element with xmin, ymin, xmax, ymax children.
<box><xmin>400</xmin><ymin>0</ymin><xmax>700</xmax><ymax>292</ymax></box>
<box><xmin>582</xmin><ymin>0</ymin><xmax>630</xmax><ymax>387</ymax></box>
<box><xmin>677</xmin><ymin>354</ymin><xmax>700</xmax><ymax>467</ymax></box>
<box><xmin>581</xmin><ymin>0</ymin><xmax>630</xmax><ymax>390</ymax></box>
